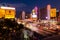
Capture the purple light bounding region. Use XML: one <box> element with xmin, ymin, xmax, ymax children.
<box><xmin>34</xmin><ymin>6</ymin><xmax>38</xmax><ymax>14</ymax></box>
<box><xmin>46</xmin><ymin>17</ymin><xmax>48</xmax><ymax>19</ymax></box>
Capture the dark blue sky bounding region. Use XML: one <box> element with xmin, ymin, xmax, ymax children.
<box><xmin>0</xmin><ymin>0</ymin><xmax>60</xmax><ymax>17</ymax></box>
<box><xmin>0</xmin><ymin>0</ymin><xmax>60</xmax><ymax>11</ymax></box>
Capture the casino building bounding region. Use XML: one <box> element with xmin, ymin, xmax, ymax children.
<box><xmin>0</xmin><ymin>6</ymin><xmax>15</xmax><ymax>19</ymax></box>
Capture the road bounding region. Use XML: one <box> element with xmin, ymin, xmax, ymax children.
<box><xmin>25</xmin><ymin>23</ymin><xmax>60</xmax><ymax>37</ymax></box>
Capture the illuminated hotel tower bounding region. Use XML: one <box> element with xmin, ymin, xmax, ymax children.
<box><xmin>34</xmin><ymin>6</ymin><xmax>38</xmax><ymax>15</ymax></box>
<box><xmin>47</xmin><ymin>4</ymin><xmax>51</xmax><ymax>20</ymax></box>
<box><xmin>32</xmin><ymin>9</ymin><xmax>37</xmax><ymax>20</ymax></box>
<box><xmin>22</xmin><ymin>11</ymin><xmax>25</xmax><ymax>20</ymax></box>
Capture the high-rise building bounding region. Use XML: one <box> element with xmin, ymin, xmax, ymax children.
<box><xmin>34</xmin><ymin>6</ymin><xmax>39</xmax><ymax>19</ymax></box>
<box><xmin>31</xmin><ymin>9</ymin><xmax>37</xmax><ymax>21</ymax></box>
<box><xmin>39</xmin><ymin>4</ymin><xmax>57</xmax><ymax>20</ymax></box>
<box><xmin>30</xmin><ymin>13</ymin><xmax>32</xmax><ymax>19</ymax></box>
<box><xmin>57</xmin><ymin>10</ymin><xmax>60</xmax><ymax>21</ymax></box>
<box><xmin>25</xmin><ymin>13</ymin><xmax>31</xmax><ymax>19</ymax></box>
<box><xmin>34</xmin><ymin>6</ymin><xmax>38</xmax><ymax>15</ymax></box>
<box><xmin>47</xmin><ymin>4</ymin><xmax>51</xmax><ymax>20</ymax></box>
<box><xmin>19</xmin><ymin>11</ymin><xmax>31</xmax><ymax>20</ymax></box>
<box><xmin>19</xmin><ymin>11</ymin><xmax>22</xmax><ymax>20</ymax></box>
<box><xmin>40</xmin><ymin>8</ymin><xmax>47</xmax><ymax>20</ymax></box>
<box><xmin>50</xmin><ymin>8</ymin><xmax>56</xmax><ymax>18</ymax></box>
<box><xmin>22</xmin><ymin>11</ymin><xmax>25</xmax><ymax>20</ymax></box>
<box><xmin>58</xmin><ymin>11</ymin><xmax>60</xmax><ymax>21</ymax></box>
<box><xmin>59</xmin><ymin>11</ymin><xmax>60</xmax><ymax>17</ymax></box>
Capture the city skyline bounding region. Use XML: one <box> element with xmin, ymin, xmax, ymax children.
<box><xmin>0</xmin><ymin>0</ymin><xmax>60</xmax><ymax>18</ymax></box>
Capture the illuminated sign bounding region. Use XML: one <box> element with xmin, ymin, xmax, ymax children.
<box><xmin>0</xmin><ymin>6</ymin><xmax>15</xmax><ymax>19</ymax></box>
<box><xmin>5</xmin><ymin>10</ymin><xmax>15</xmax><ymax>19</ymax></box>
<box><xmin>50</xmin><ymin>8</ymin><xmax>56</xmax><ymax>17</ymax></box>
<box><xmin>32</xmin><ymin>14</ymin><xmax>37</xmax><ymax>20</ymax></box>
<box><xmin>32</xmin><ymin>9</ymin><xmax>35</xmax><ymax>14</ymax></box>
<box><xmin>32</xmin><ymin>15</ymin><xmax>37</xmax><ymax>18</ymax></box>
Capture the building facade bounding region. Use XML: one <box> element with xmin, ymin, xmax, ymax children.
<box><xmin>0</xmin><ymin>6</ymin><xmax>15</xmax><ymax>19</ymax></box>
<box><xmin>40</xmin><ymin>8</ymin><xmax>47</xmax><ymax>20</ymax></box>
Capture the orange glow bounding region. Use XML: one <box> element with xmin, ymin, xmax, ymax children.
<box><xmin>5</xmin><ymin>10</ymin><xmax>15</xmax><ymax>19</ymax></box>
<box><xmin>50</xmin><ymin>8</ymin><xmax>56</xmax><ymax>17</ymax></box>
<box><xmin>0</xmin><ymin>9</ymin><xmax>5</xmax><ymax>18</ymax></box>
<box><xmin>32</xmin><ymin>9</ymin><xmax>35</xmax><ymax>15</ymax></box>
<box><xmin>32</xmin><ymin>18</ymin><xmax>37</xmax><ymax>20</ymax></box>
<box><xmin>0</xmin><ymin>6</ymin><xmax>15</xmax><ymax>19</ymax></box>
<box><xmin>47</xmin><ymin>4</ymin><xmax>51</xmax><ymax>10</ymax></box>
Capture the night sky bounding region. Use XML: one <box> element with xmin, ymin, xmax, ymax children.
<box><xmin>0</xmin><ymin>0</ymin><xmax>60</xmax><ymax>17</ymax></box>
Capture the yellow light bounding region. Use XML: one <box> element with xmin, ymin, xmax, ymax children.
<box><xmin>50</xmin><ymin>8</ymin><xmax>56</xmax><ymax>17</ymax></box>
<box><xmin>47</xmin><ymin>4</ymin><xmax>51</xmax><ymax>10</ymax></box>
<box><xmin>32</xmin><ymin>9</ymin><xmax>35</xmax><ymax>14</ymax></box>
<box><xmin>1</xmin><ymin>6</ymin><xmax>15</xmax><ymax>10</ymax></box>
<box><xmin>5</xmin><ymin>10</ymin><xmax>15</xmax><ymax>19</ymax></box>
<box><xmin>17</xmin><ymin>22</ymin><xmax>21</xmax><ymax>24</ymax></box>
<box><xmin>22</xmin><ymin>22</ymin><xmax>25</xmax><ymax>25</ymax></box>
<box><xmin>0</xmin><ymin>6</ymin><xmax>15</xmax><ymax>19</ymax></box>
<box><xmin>0</xmin><ymin>9</ymin><xmax>5</xmax><ymax>18</ymax></box>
